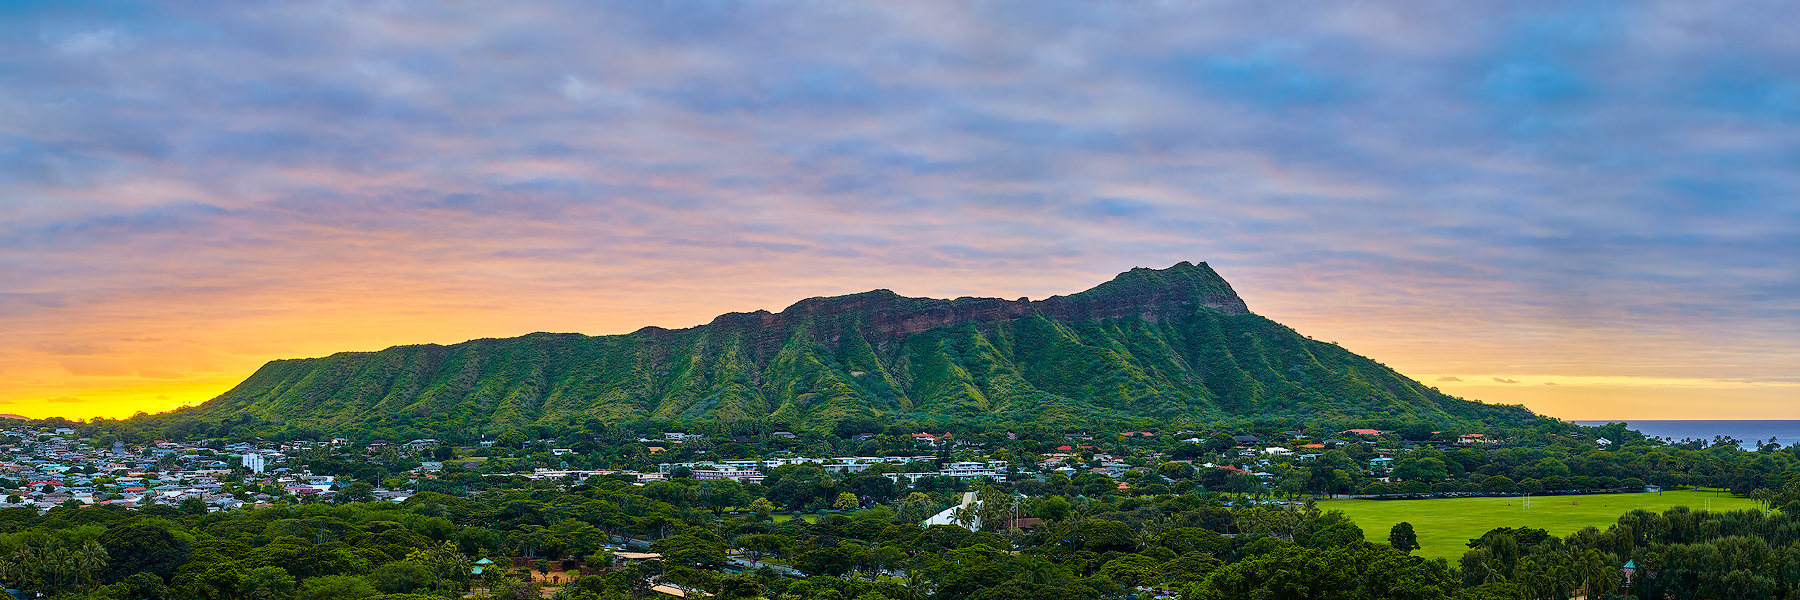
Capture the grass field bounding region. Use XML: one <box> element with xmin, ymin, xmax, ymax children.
<box><xmin>771</xmin><ymin>513</ymin><xmax>818</xmax><ymax>523</ymax></box>
<box><xmin>1321</xmin><ymin>489</ymin><xmax>1764</xmax><ymax>560</ymax></box>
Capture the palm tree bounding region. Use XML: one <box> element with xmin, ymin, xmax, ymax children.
<box><xmin>951</xmin><ymin>504</ymin><xmax>977</xmax><ymax>530</ymax></box>
<box><xmin>0</xmin><ymin>553</ymin><xmax>22</xmax><ymax>591</ymax></box>
<box><xmin>1578</xmin><ymin>548</ymin><xmax>1617</xmax><ymax>598</ymax></box>
<box><xmin>1022</xmin><ymin>557</ymin><xmax>1057</xmax><ymax>586</ymax></box>
<box><xmin>899</xmin><ymin>564</ymin><xmax>934</xmax><ymax>600</ymax></box>
<box><xmin>74</xmin><ymin>541</ymin><xmax>108</xmax><ymax>591</ymax></box>
<box><xmin>46</xmin><ymin>546</ymin><xmax>74</xmax><ymax>593</ymax></box>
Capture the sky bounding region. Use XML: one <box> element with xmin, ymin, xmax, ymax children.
<box><xmin>2</xmin><ymin>1</ymin><xmax>1796</xmax><ymax>421</ymax></box>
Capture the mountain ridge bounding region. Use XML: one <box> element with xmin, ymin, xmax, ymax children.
<box><xmin>150</xmin><ymin>262</ymin><xmax>1534</xmax><ymax>438</ymax></box>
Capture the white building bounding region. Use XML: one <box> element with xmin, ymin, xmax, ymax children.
<box><xmin>240</xmin><ymin>453</ymin><xmax>266</xmax><ymax>474</ymax></box>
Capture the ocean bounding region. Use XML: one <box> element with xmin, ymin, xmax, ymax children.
<box><xmin>1572</xmin><ymin>420</ymin><xmax>1800</xmax><ymax>449</ymax></box>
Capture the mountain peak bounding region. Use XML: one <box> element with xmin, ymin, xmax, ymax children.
<box><xmin>176</xmin><ymin>259</ymin><xmax>1534</xmax><ymax>436</ymax></box>
<box><xmin>1055</xmin><ymin>260</ymin><xmax>1249</xmax><ymax>316</ymax></box>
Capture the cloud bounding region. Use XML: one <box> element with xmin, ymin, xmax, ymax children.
<box><xmin>1544</xmin><ymin>381</ymin><xmax>1558</xmax><ymax>385</ymax></box>
<box><xmin>37</xmin><ymin>343</ymin><xmax>115</xmax><ymax>356</ymax></box>
<box><xmin>59</xmin><ymin>359</ymin><xmax>132</xmax><ymax>377</ymax></box>
<box><xmin>1437</xmin><ymin>376</ymin><xmax>1463</xmax><ymax>382</ymax></box>
<box><xmin>48</xmin><ymin>397</ymin><xmax>83</xmax><ymax>403</ymax></box>
<box><xmin>138</xmin><ymin>369</ymin><xmax>186</xmax><ymax>380</ymax></box>
<box><xmin>49</xmin><ymin>29</ymin><xmax>123</xmax><ymax>56</ymax></box>
<box><xmin>1494</xmin><ymin>378</ymin><xmax>1521</xmax><ymax>384</ymax></box>
<box><xmin>0</xmin><ymin>2</ymin><xmax>1795</xmax><ymax>420</ymax></box>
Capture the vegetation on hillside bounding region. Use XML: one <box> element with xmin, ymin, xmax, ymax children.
<box><xmin>128</xmin><ymin>263</ymin><xmax>1534</xmax><ymax>439</ymax></box>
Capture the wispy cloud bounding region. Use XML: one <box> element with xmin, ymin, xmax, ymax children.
<box><xmin>0</xmin><ymin>1</ymin><xmax>1796</xmax><ymax>419</ymax></box>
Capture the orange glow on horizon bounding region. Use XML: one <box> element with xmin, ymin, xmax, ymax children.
<box><xmin>5</xmin><ymin>266</ymin><xmax>1795</xmax><ymax>422</ymax></box>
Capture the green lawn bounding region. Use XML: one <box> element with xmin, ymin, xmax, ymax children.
<box><xmin>1320</xmin><ymin>489</ymin><xmax>1764</xmax><ymax>560</ymax></box>
<box><xmin>771</xmin><ymin>513</ymin><xmax>817</xmax><ymax>523</ymax></box>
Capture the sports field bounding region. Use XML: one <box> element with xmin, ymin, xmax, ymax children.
<box><xmin>1321</xmin><ymin>489</ymin><xmax>1763</xmax><ymax>560</ymax></box>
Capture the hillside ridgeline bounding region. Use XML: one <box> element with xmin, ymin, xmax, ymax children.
<box><xmin>159</xmin><ymin>261</ymin><xmax>1532</xmax><ymax>435</ymax></box>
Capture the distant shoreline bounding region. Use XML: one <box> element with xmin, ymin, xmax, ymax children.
<box><xmin>1573</xmin><ymin>419</ymin><xmax>1800</xmax><ymax>449</ymax></box>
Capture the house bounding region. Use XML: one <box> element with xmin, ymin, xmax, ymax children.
<box><xmin>910</xmin><ymin>432</ymin><xmax>953</xmax><ymax>446</ymax></box>
<box><xmin>1340</xmin><ymin>429</ymin><xmax>1384</xmax><ymax>437</ymax></box>
<box><xmin>614</xmin><ymin>552</ymin><xmax>663</xmax><ymax>563</ymax></box>
<box><xmin>1231</xmin><ymin>434</ymin><xmax>1261</xmax><ymax>446</ymax></box>
<box><xmin>691</xmin><ymin>469</ymin><xmax>764</xmax><ymax>483</ymax></box>
<box><xmin>771</xmin><ymin>431</ymin><xmax>797</xmax><ymax>439</ymax></box>
<box><xmin>650</xmin><ymin>584</ymin><xmax>697</xmax><ymax>598</ymax></box>
<box><xmin>999</xmin><ymin>518</ymin><xmax>1045</xmax><ymax>532</ymax></box>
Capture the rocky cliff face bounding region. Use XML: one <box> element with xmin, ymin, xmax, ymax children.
<box><xmin>699</xmin><ymin>260</ymin><xmax>1248</xmax><ymax>351</ymax></box>
<box><xmin>159</xmin><ymin>261</ymin><xmax>1531</xmax><ymax>436</ymax></box>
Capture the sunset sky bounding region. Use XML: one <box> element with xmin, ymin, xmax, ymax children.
<box><xmin>3</xmin><ymin>2</ymin><xmax>1795</xmax><ymax>421</ymax></box>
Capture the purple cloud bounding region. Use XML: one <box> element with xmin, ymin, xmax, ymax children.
<box><xmin>1</xmin><ymin>1</ymin><xmax>1797</xmax><ymax>418</ymax></box>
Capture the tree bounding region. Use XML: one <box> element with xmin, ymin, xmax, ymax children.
<box><xmin>1188</xmin><ymin>544</ymin><xmax>1458</xmax><ymax>600</ymax></box>
<box><xmin>178</xmin><ymin>497</ymin><xmax>209</xmax><ymax>515</ymax></box>
<box><xmin>1161</xmin><ymin>527</ymin><xmax>1231</xmax><ymax>555</ymax></box>
<box><xmin>494</xmin><ymin>429</ymin><xmax>528</xmax><ymax>449</ymax></box>
<box><xmin>719</xmin><ymin>575</ymin><xmax>764</xmax><ymax>599</ymax></box>
<box><xmin>1389</xmin><ymin>522</ymin><xmax>1419</xmax><ymax>553</ymax></box>
<box><xmin>1294</xmin><ymin>510</ymin><xmax>1363</xmax><ymax>548</ymax></box>
<box><xmin>340</xmin><ymin>481</ymin><xmax>376</xmax><ymax>503</ymax></box>
<box><xmin>1097</xmin><ymin>554</ymin><xmax>1158</xmax><ymax>587</ymax></box>
<box><xmin>951</xmin><ymin>504</ymin><xmax>977</xmax><ymax>530</ymax></box>
<box><xmin>833</xmin><ymin>492</ymin><xmax>860</xmax><ymax>511</ymax></box>
<box><xmin>370</xmin><ymin>561</ymin><xmax>435</xmax><ymax>594</ymax></box>
<box><xmin>748</xmin><ymin>497</ymin><xmax>776</xmax><ymax>521</ymax></box>
<box><xmin>698</xmin><ymin>480</ymin><xmax>747</xmax><ymax>515</ymax></box>
<box><xmin>119</xmin><ymin>572</ymin><xmax>167</xmax><ymax>600</ymax></box>
<box><xmin>1392</xmin><ymin>457</ymin><xmax>1448</xmax><ymax>482</ymax></box>
<box><xmin>1159</xmin><ymin>551</ymin><xmax>1222</xmax><ymax>587</ymax></box>
<box><xmin>99</xmin><ymin>523</ymin><xmax>191</xmax><ymax>584</ymax></box>
<box><xmin>1481</xmin><ymin>475</ymin><xmax>1518</xmax><ymax>493</ymax></box>
<box><xmin>240</xmin><ymin>565</ymin><xmax>297</xmax><ymax>600</ymax></box>
<box><xmin>297</xmin><ymin>574</ymin><xmax>379</xmax><ymax>600</ymax></box>
<box><xmin>1030</xmin><ymin>495</ymin><xmax>1071</xmax><ymax>522</ymax></box>
<box><xmin>898</xmin><ymin>493</ymin><xmax>938</xmax><ymax>524</ymax></box>
<box><xmin>650</xmin><ymin>535</ymin><xmax>726</xmax><ymax>570</ymax></box>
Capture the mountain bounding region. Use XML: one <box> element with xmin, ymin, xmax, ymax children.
<box><xmin>155</xmin><ymin>262</ymin><xmax>1533</xmax><ymax>437</ymax></box>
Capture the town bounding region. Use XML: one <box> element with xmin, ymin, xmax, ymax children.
<box><xmin>8</xmin><ymin>419</ymin><xmax>1655</xmax><ymax>516</ymax></box>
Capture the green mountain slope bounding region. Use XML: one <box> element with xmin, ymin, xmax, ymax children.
<box><xmin>154</xmin><ymin>262</ymin><xmax>1534</xmax><ymax>436</ymax></box>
